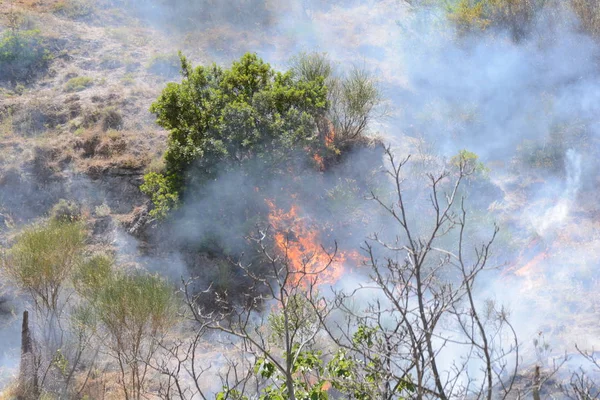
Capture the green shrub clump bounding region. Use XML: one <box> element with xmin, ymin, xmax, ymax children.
<box><xmin>65</xmin><ymin>76</ymin><xmax>94</xmax><ymax>92</ymax></box>
<box><xmin>50</xmin><ymin>199</ymin><xmax>82</xmax><ymax>222</ymax></box>
<box><xmin>142</xmin><ymin>52</ymin><xmax>328</xmax><ymax>218</ymax></box>
<box><xmin>0</xmin><ymin>29</ymin><xmax>50</xmax><ymax>83</ymax></box>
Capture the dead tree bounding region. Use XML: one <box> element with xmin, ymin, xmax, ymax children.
<box><xmin>18</xmin><ymin>310</ymin><xmax>38</xmax><ymax>400</ymax></box>
<box><xmin>183</xmin><ymin>228</ymin><xmax>336</xmax><ymax>400</ymax></box>
<box><xmin>315</xmin><ymin>146</ymin><xmax>520</xmax><ymax>399</ymax></box>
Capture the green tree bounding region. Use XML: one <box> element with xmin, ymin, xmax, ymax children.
<box><xmin>79</xmin><ymin>268</ymin><xmax>179</xmax><ymax>400</ymax></box>
<box><xmin>2</xmin><ymin>220</ymin><xmax>86</xmax><ymax>315</ymax></box>
<box><xmin>142</xmin><ymin>53</ymin><xmax>328</xmax><ymax>217</ymax></box>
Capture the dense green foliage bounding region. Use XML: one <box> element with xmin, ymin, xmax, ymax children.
<box><xmin>142</xmin><ymin>52</ymin><xmax>328</xmax><ymax>217</ymax></box>
<box><xmin>0</xmin><ymin>29</ymin><xmax>50</xmax><ymax>82</ymax></box>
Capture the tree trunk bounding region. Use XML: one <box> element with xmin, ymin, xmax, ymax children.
<box><xmin>19</xmin><ymin>310</ymin><xmax>39</xmax><ymax>400</ymax></box>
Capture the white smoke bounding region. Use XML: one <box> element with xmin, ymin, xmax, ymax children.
<box><xmin>531</xmin><ymin>149</ymin><xmax>582</xmax><ymax>237</ymax></box>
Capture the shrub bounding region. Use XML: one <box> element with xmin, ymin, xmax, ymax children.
<box><xmin>90</xmin><ymin>272</ymin><xmax>178</xmax><ymax>400</ymax></box>
<box><xmin>100</xmin><ymin>107</ymin><xmax>123</xmax><ymax>131</ymax></box>
<box><xmin>140</xmin><ymin>172</ymin><xmax>180</xmax><ymax>219</ymax></box>
<box><xmin>447</xmin><ymin>0</ymin><xmax>547</xmax><ymax>39</ymax></box>
<box><xmin>73</xmin><ymin>254</ymin><xmax>113</xmax><ymax>299</ymax></box>
<box><xmin>52</xmin><ymin>0</ymin><xmax>95</xmax><ymax>19</ymax></box>
<box><xmin>94</xmin><ymin>203</ymin><xmax>111</xmax><ymax>217</ymax></box>
<box><xmin>144</xmin><ymin>156</ymin><xmax>165</xmax><ymax>174</ymax></box>
<box><xmin>2</xmin><ymin>220</ymin><xmax>86</xmax><ymax>313</ymax></box>
<box><xmin>291</xmin><ymin>52</ymin><xmax>383</xmax><ymax>151</ymax></box>
<box><xmin>64</xmin><ymin>76</ymin><xmax>94</xmax><ymax>92</ymax></box>
<box><xmin>514</xmin><ymin>122</ymin><xmax>587</xmax><ymax>172</ymax></box>
<box><xmin>143</xmin><ymin>52</ymin><xmax>328</xmax><ymax>217</ymax></box>
<box><xmin>50</xmin><ymin>199</ymin><xmax>82</xmax><ymax>222</ymax></box>
<box><xmin>146</xmin><ymin>53</ymin><xmax>180</xmax><ymax>78</ymax></box>
<box><xmin>0</xmin><ymin>29</ymin><xmax>50</xmax><ymax>83</ymax></box>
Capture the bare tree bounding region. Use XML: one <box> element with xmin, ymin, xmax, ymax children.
<box><xmin>314</xmin><ymin>145</ymin><xmax>520</xmax><ymax>399</ymax></box>
<box><xmin>560</xmin><ymin>345</ymin><xmax>600</xmax><ymax>399</ymax></box>
<box><xmin>184</xmin><ymin>228</ymin><xmax>336</xmax><ymax>400</ymax></box>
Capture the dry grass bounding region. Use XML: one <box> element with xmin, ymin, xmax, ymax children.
<box><xmin>571</xmin><ymin>0</ymin><xmax>600</xmax><ymax>36</ymax></box>
<box><xmin>0</xmin><ymin>382</ymin><xmax>20</xmax><ymax>400</ymax></box>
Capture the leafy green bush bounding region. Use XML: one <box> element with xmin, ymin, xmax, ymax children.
<box><xmin>140</xmin><ymin>172</ymin><xmax>180</xmax><ymax>219</ymax></box>
<box><xmin>142</xmin><ymin>52</ymin><xmax>328</xmax><ymax>217</ymax></box>
<box><xmin>64</xmin><ymin>76</ymin><xmax>94</xmax><ymax>92</ymax></box>
<box><xmin>0</xmin><ymin>29</ymin><xmax>50</xmax><ymax>82</ymax></box>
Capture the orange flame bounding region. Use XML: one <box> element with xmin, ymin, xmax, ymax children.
<box><xmin>313</xmin><ymin>153</ymin><xmax>325</xmax><ymax>171</ymax></box>
<box><xmin>265</xmin><ymin>199</ymin><xmax>359</xmax><ymax>287</ymax></box>
<box><xmin>311</xmin><ymin>120</ymin><xmax>336</xmax><ymax>171</ymax></box>
<box><xmin>514</xmin><ymin>251</ymin><xmax>549</xmax><ymax>277</ymax></box>
<box><xmin>325</xmin><ymin>120</ymin><xmax>335</xmax><ymax>148</ymax></box>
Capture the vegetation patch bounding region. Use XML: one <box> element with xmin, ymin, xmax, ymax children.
<box><xmin>146</xmin><ymin>53</ymin><xmax>180</xmax><ymax>78</ymax></box>
<box><xmin>142</xmin><ymin>52</ymin><xmax>329</xmax><ymax>217</ymax></box>
<box><xmin>52</xmin><ymin>0</ymin><xmax>95</xmax><ymax>19</ymax></box>
<box><xmin>0</xmin><ymin>29</ymin><xmax>51</xmax><ymax>83</ymax></box>
<box><xmin>64</xmin><ymin>76</ymin><xmax>94</xmax><ymax>92</ymax></box>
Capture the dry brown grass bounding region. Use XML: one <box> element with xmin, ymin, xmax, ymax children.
<box><xmin>0</xmin><ymin>381</ymin><xmax>19</xmax><ymax>400</ymax></box>
<box><xmin>571</xmin><ymin>0</ymin><xmax>600</xmax><ymax>36</ymax></box>
<box><xmin>1</xmin><ymin>0</ymin><xmax>62</xmax><ymax>13</ymax></box>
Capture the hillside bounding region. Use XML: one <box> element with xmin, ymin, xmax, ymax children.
<box><xmin>2</xmin><ymin>0</ymin><xmax>600</xmax><ymax>399</ymax></box>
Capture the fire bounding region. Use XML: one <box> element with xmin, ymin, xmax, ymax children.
<box><xmin>507</xmin><ymin>239</ymin><xmax>550</xmax><ymax>278</ymax></box>
<box><xmin>265</xmin><ymin>199</ymin><xmax>359</xmax><ymax>287</ymax></box>
<box><xmin>313</xmin><ymin>153</ymin><xmax>325</xmax><ymax>171</ymax></box>
<box><xmin>324</xmin><ymin>119</ymin><xmax>335</xmax><ymax>148</ymax></box>
<box><xmin>311</xmin><ymin>119</ymin><xmax>336</xmax><ymax>171</ymax></box>
<box><xmin>514</xmin><ymin>251</ymin><xmax>549</xmax><ymax>277</ymax></box>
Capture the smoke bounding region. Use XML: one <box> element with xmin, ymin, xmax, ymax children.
<box><xmin>4</xmin><ymin>0</ymin><xmax>600</xmax><ymax>393</ymax></box>
<box><xmin>120</xmin><ymin>0</ymin><xmax>600</xmax><ymax>364</ymax></box>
